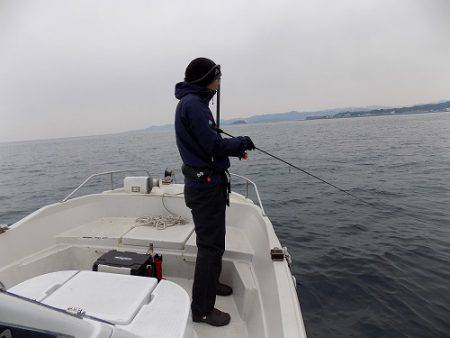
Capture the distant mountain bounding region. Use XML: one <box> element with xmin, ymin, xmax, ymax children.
<box><xmin>142</xmin><ymin>123</ymin><xmax>173</xmax><ymax>132</ymax></box>
<box><xmin>229</xmin><ymin>119</ymin><xmax>248</xmax><ymax>125</ymax></box>
<box><xmin>139</xmin><ymin>105</ymin><xmax>390</xmax><ymax>132</ymax></box>
<box><xmin>221</xmin><ymin>106</ymin><xmax>389</xmax><ymax>125</ymax></box>
<box><xmin>307</xmin><ymin>101</ymin><xmax>450</xmax><ymax>120</ymax></box>
<box><xmin>137</xmin><ymin>101</ymin><xmax>448</xmax><ymax>133</ymax></box>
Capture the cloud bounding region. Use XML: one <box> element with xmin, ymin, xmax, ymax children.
<box><xmin>0</xmin><ymin>0</ymin><xmax>449</xmax><ymax>142</ymax></box>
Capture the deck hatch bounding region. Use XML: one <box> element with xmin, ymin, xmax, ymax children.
<box><xmin>42</xmin><ymin>271</ymin><xmax>157</xmax><ymax>325</ymax></box>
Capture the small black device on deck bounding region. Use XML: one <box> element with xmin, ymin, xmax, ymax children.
<box><xmin>93</xmin><ymin>250</ymin><xmax>154</xmax><ymax>277</ymax></box>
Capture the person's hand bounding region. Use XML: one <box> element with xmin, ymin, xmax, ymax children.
<box><xmin>242</xmin><ymin>136</ymin><xmax>255</xmax><ymax>150</ymax></box>
<box><xmin>239</xmin><ymin>152</ymin><xmax>248</xmax><ymax>161</ymax></box>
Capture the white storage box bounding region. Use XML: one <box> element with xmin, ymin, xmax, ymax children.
<box><xmin>124</xmin><ymin>176</ymin><xmax>150</xmax><ymax>194</ymax></box>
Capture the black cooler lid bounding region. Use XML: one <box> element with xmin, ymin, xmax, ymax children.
<box><xmin>95</xmin><ymin>250</ymin><xmax>152</xmax><ymax>269</ymax></box>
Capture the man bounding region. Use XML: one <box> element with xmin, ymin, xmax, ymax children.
<box><xmin>174</xmin><ymin>57</ymin><xmax>255</xmax><ymax>326</ymax></box>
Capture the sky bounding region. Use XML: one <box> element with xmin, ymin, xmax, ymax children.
<box><xmin>0</xmin><ymin>0</ymin><xmax>449</xmax><ymax>142</ymax></box>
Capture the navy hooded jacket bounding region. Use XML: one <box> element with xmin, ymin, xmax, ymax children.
<box><xmin>174</xmin><ymin>82</ymin><xmax>244</xmax><ymax>188</ymax></box>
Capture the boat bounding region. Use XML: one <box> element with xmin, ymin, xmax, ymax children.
<box><xmin>0</xmin><ymin>168</ymin><xmax>307</xmax><ymax>338</ymax></box>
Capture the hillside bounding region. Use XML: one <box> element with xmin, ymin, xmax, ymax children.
<box><xmin>139</xmin><ymin>101</ymin><xmax>449</xmax><ymax>133</ymax></box>
<box><xmin>307</xmin><ymin>101</ymin><xmax>450</xmax><ymax>120</ymax></box>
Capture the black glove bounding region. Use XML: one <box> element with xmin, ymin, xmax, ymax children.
<box><xmin>242</xmin><ymin>136</ymin><xmax>255</xmax><ymax>150</ymax></box>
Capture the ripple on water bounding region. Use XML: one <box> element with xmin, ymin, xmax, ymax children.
<box><xmin>2</xmin><ymin>113</ymin><xmax>450</xmax><ymax>337</ymax></box>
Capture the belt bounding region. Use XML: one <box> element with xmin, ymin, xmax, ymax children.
<box><xmin>182</xmin><ymin>164</ymin><xmax>218</xmax><ymax>183</ymax></box>
<box><xmin>182</xmin><ymin>164</ymin><xmax>231</xmax><ymax>206</ymax></box>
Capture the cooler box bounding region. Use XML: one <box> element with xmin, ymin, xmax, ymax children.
<box><xmin>93</xmin><ymin>250</ymin><xmax>153</xmax><ymax>276</ymax></box>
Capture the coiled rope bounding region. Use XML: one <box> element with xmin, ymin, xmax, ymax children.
<box><xmin>135</xmin><ymin>215</ymin><xmax>187</xmax><ymax>230</ymax></box>
<box><xmin>134</xmin><ymin>192</ymin><xmax>187</xmax><ymax>230</ymax></box>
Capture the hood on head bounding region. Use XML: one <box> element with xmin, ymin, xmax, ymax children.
<box><xmin>175</xmin><ymin>82</ymin><xmax>215</xmax><ymax>101</ymax></box>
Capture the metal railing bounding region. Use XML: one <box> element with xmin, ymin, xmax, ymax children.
<box><xmin>61</xmin><ymin>168</ymin><xmax>151</xmax><ymax>202</ymax></box>
<box><xmin>61</xmin><ymin>169</ymin><xmax>266</xmax><ymax>216</ymax></box>
<box><xmin>229</xmin><ymin>173</ymin><xmax>266</xmax><ymax>216</ymax></box>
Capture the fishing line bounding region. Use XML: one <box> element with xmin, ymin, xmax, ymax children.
<box><xmin>218</xmin><ymin>129</ymin><xmax>371</xmax><ymax>204</ymax></box>
<box><xmin>217</xmin><ymin>128</ymin><xmax>431</xmax><ymax>225</ymax></box>
<box><xmin>212</xmin><ymin>68</ymin><xmax>431</xmax><ymax>225</ymax></box>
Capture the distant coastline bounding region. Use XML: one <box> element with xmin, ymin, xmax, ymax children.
<box><xmin>2</xmin><ymin>100</ymin><xmax>448</xmax><ymax>144</ymax></box>
<box><xmin>141</xmin><ymin>100</ymin><xmax>450</xmax><ymax>133</ymax></box>
<box><xmin>305</xmin><ymin>101</ymin><xmax>450</xmax><ymax>120</ymax></box>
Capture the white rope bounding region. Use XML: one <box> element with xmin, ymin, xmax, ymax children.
<box><xmin>135</xmin><ymin>215</ymin><xmax>187</xmax><ymax>230</ymax></box>
<box><xmin>134</xmin><ymin>192</ymin><xmax>187</xmax><ymax>230</ymax></box>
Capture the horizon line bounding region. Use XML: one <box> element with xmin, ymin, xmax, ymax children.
<box><xmin>1</xmin><ymin>99</ymin><xmax>448</xmax><ymax>145</ymax></box>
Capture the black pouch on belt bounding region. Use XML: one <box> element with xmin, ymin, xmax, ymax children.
<box><xmin>182</xmin><ymin>164</ymin><xmax>215</xmax><ymax>183</ymax></box>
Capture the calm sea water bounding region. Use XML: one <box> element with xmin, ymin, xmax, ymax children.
<box><xmin>1</xmin><ymin>112</ymin><xmax>449</xmax><ymax>337</ymax></box>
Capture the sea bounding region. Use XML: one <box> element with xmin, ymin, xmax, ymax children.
<box><xmin>0</xmin><ymin>112</ymin><xmax>449</xmax><ymax>337</ymax></box>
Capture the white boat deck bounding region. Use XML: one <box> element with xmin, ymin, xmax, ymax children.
<box><xmin>54</xmin><ymin>216</ymin><xmax>257</xmax><ymax>337</ymax></box>
<box><xmin>55</xmin><ymin>217</ymin><xmax>196</xmax><ymax>249</ymax></box>
<box><xmin>0</xmin><ymin>180</ymin><xmax>306</xmax><ymax>337</ymax></box>
<box><xmin>55</xmin><ymin>217</ymin><xmax>254</xmax><ymax>261</ymax></box>
<box><xmin>184</xmin><ymin>226</ymin><xmax>254</xmax><ymax>261</ymax></box>
<box><xmin>170</xmin><ymin>277</ymin><xmax>250</xmax><ymax>338</ymax></box>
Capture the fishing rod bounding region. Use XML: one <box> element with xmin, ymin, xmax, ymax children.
<box><xmin>213</xmin><ymin>70</ymin><xmax>431</xmax><ymax>224</ymax></box>
<box><xmin>213</xmin><ymin>77</ymin><xmax>371</xmax><ymax>205</ymax></box>
<box><xmin>217</xmin><ymin>128</ymin><xmax>433</xmax><ymax>225</ymax></box>
<box><xmin>216</xmin><ymin>65</ymin><xmax>221</xmax><ymax>128</ymax></box>
<box><xmin>217</xmin><ymin>129</ymin><xmax>373</xmax><ymax>207</ymax></box>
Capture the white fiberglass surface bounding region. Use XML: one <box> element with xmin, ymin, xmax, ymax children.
<box><xmin>0</xmin><ymin>192</ymin><xmax>304</xmax><ymax>337</ymax></box>
<box><xmin>169</xmin><ymin>277</ymin><xmax>250</xmax><ymax>338</ymax></box>
<box><xmin>43</xmin><ymin>271</ymin><xmax>157</xmax><ymax>325</ymax></box>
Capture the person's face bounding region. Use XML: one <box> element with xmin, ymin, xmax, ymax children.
<box><xmin>207</xmin><ymin>78</ymin><xmax>220</xmax><ymax>91</ymax></box>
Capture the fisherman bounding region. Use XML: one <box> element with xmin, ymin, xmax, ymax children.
<box><xmin>174</xmin><ymin>57</ymin><xmax>255</xmax><ymax>326</ymax></box>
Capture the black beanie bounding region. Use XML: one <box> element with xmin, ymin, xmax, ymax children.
<box><xmin>185</xmin><ymin>57</ymin><xmax>219</xmax><ymax>86</ymax></box>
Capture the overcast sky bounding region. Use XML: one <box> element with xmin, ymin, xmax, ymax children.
<box><xmin>0</xmin><ymin>0</ymin><xmax>449</xmax><ymax>142</ymax></box>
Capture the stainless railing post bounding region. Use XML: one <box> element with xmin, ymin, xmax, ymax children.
<box><xmin>229</xmin><ymin>173</ymin><xmax>266</xmax><ymax>217</ymax></box>
<box><xmin>246</xmin><ymin>181</ymin><xmax>249</xmax><ymax>198</ymax></box>
<box><xmin>110</xmin><ymin>173</ymin><xmax>114</xmax><ymax>190</ymax></box>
